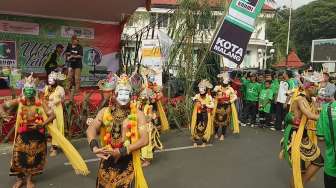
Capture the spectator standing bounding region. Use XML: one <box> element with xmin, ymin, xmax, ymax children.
<box><xmin>318</xmin><ymin>72</ymin><xmax>336</xmax><ymax>103</ymax></box>
<box><xmin>283</xmin><ymin>70</ymin><xmax>298</xmax><ymax>107</ymax></box>
<box><xmin>258</xmin><ymin>80</ymin><xmax>273</xmax><ymax>128</ymax></box>
<box><xmin>241</xmin><ymin>73</ymin><xmax>261</xmax><ymax>127</ymax></box>
<box><xmin>45</xmin><ymin>44</ymin><xmax>64</xmax><ymax>77</ymax></box>
<box><xmin>273</xmin><ymin>73</ymin><xmax>288</xmax><ymax>131</ymax></box>
<box><xmin>240</xmin><ymin>72</ymin><xmax>250</xmax><ymax>125</ymax></box>
<box><xmin>317</xmin><ymin>98</ymin><xmax>336</xmax><ymax>188</ymax></box>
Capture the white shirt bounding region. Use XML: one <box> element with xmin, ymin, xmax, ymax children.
<box><xmin>276</xmin><ymin>81</ymin><xmax>289</xmax><ymax>104</ymax></box>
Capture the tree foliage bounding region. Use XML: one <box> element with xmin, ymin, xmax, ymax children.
<box><xmin>266</xmin><ymin>0</ymin><xmax>336</xmax><ymax>64</ymax></box>
<box><xmin>292</xmin><ymin>0</ymin><xmax>336</xmax><ymax>63</ymax></box>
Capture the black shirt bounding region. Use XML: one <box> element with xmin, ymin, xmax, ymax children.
<box><xmin>65</xmin><ymin>43</ymin><xmax>83</xmax><ymax>67</ymax></box>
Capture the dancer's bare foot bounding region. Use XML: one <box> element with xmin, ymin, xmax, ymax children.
<box><xmin>50</xmin><ymin>148</ymin><xmax>57</xmax><ymax>157</ymax></box>
<box><xmin>193</xmin><ymin>143</ymin><xmax>198</xmax><ymax>148</ymax></box>
<box><xmin>27</xmin><ymin>176</ymin><xmax>35</xmax><ymax>188</ymax></box>
<box><xmin>142</xmin><ymin>160</ymin><xmax>151</xmax><ymax>167</ymax></box>
<box><xmin>12</xmin><ymin>178</ymin><xmax>25</xmax><ymax>188</ymax></box>
<box><xmin>200</xmin><ymin>143</ymin><xmax>206</xmax><ymax>148</ymax></box>
<box><xmin>215</xmin><ymin>135</ymin><xmax>218</xmax><ymax>139</ymax></box>
<box><xmin>219</xmin><ymin>135</ymin><xmax>224</xmax><ymax>141</ymax></box>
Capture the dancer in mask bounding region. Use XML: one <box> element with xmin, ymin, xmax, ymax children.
<box><xmin>0</xmin><ymin>73</ymin><xmax>88</xmax><ymax>188</ymax></box>
<box><xmin>44</xmin><ymin>71</ymin><xmax>66</xmax><ymax>156</ymax></box>
<box><xmin>213</xmin><ymin>72</ymin><xmax>239</xmax><ymax>141</ymax></box>
<box><xmin>138</xmin><ymin>67</ymin><xmax>165</xmax><ymax>167</ymax></box>
<box><xmin>87</xmin><ymin>73</ymin><xmax>149</xmax><ymax>188</ymax></box>
<box><xmin>191</xmin><ymin>79</ymin><xmax>214</xmax><ymax>147</ymax></box>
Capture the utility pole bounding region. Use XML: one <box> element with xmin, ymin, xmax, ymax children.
<box><xmin>285</xmin><ymin>0</ymin><xmax>293</xmax><ymax>67</ymax></box>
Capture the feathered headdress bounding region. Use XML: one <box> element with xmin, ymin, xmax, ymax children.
<box><xmin>23</xmin><ymin>72</ymin><xmax>37</xmax><ymax>88</ymax></box>
<box><xmin>49</xmin><ymin>71</ymin><xmax>66</xmax><ymax>81</ymax></box>
<box><xmin>217</xmin><ymin>72</ymin><xmax>230</xmax><ymax>84</ymax></box>
<box><xmin>16</xmin><ymin>73</ymin><xmax>45</xmax><ymax>91</ymax></box>
<box><xmin>302</xmin><ymin>71</ymin><xmax>323</xmax><ymax>83</ymax></box>
<box><xmin>302</xmin><ymin>71</ymin><xmax>323</xmax><ymax>88</ymax></box>
<box><xmin>198</xmin><ymin>79</ymin><xmax>213</xmax><ymax>89</ymax></box>
<box><xmin>16</xmin><ymin>73</ymin><xmax>45</xmax><ymax>96</ymax></box>
<box><xmin>97</xmin><ymin>70</ymin><xmax>142</xmax><ymax>93</ymax></box>
<box><xmin>140</xmin><ymin>66</ymin><xmax>157</xmax><ymax>78</ymax></box>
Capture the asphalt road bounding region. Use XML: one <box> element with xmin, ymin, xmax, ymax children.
<box><xmin>0</xmin><ymin>127</ymin><xmax>324</xmax><ymax>188</ymax></box>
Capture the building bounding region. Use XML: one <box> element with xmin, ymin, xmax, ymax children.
<box><xmin>122</xmin><ymin>0</ymin><xmax>275</xmax><ymax>69</ymax></box>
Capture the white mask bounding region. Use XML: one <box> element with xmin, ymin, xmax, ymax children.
<box><xmin>148</xmin><ymin>75</ymin><xmax>155</xmax><ymax>83</ymax></box>
<box><xmin>199</xmin><ymin>86</ymin><xmax>206</xmax><ymax>94</ymax></box>
<box><xmin>48</xmin><ymin>77</ymin><xmax>56</xmax><ymax>85</ymax></box>
<box><xmin>116</xmin><ymin>89</ymin><xmax>131</xmax><ymax>106</ymax></box>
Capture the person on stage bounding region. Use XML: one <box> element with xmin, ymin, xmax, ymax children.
<box><xmin>64</xmin><ymin>35</ymin><xmax>83</xmax><ymax>93</ymax></box>
<box><xmin>213</xmin><ymin>72</ymin><xmax>239</xmax><ymax>141</ymax></box>
<box><xmin>279</xmin><ymin>72</ymin><xmax>324</xmax><ymax>188</ymax></box>
<box><xmin>191</xmin><ymin>79</ymin><xmax>214</xmax><ymax>147</ymax></box>
<box><xmin>87</xmin><ymin>73</ymin><xmax>149</xmax><ymax>188</ymax></box>
<box><xmin>44</xmin><ymin>44</ymin><xmax>64</xmax><ymax>77</ymax></box>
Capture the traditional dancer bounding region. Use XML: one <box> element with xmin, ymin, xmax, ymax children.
<box><xmin>213</xmin><ymin>72</ymin><xmax>239</xmax><ymax>141</ymax></box>
<box><xmin>140</xmin><ymin>67</ymin><xmax>169</xmax><ymax>132</ymax></box>
<box><xmin>0</xmin><ymin>73</ymin><xmax>88</xmax><ymax>188</ymax></box>
<box><xmin>191</xmin><ymin>79</ymin><xmax>214</xmax><ymax>147</ymax></box>
<box><xmin>44</xmin><ymin>71</ymin><xmax>66</xmax><ymax>156</ymax></box>
<box><xmin>279</xmin><ymin>72</ymin><xmax>324</xmax><ymax>188</ymax></box>
<box><xmin>138</xmin><ymin>67</ymin><xmax>165</xmax><ymax>167</ymax></box>
<box><xmin>87</xmin><ymin>73</ymin><xmax>149</xmax><ymax>188</ymax></box>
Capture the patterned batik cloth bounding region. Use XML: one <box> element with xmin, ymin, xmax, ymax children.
<box><xmin>10</xmin><ymin>129</ymin><xmax>47</xmax><ymax>177</ymax></box>
<box><xmin>193</xmin><ymin>109</ymin><xmax>209</xmax><ymax>143</ymax></box>
<box><xmin>96</xmin><ymin>155</ymin><xmax>134</xmax><ymax>188</ymax></box>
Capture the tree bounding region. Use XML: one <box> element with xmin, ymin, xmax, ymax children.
<box><xmin>266</xmin><ymin>7</ymin><xmax>296</xmax><ymax>65</ymax></box>
<box><xmin>166</xmin><ymin>0</ymin><xmax>227</xmax><ymax>127</ymax></box>
<box><xmin>266</xmin><ymin>0</ymin><xmax>336</xmax><ymax>64</ymax></box>
<box><xmin>292</xmin><ymin>0</ymin><xmax>336</xmax><ymax>63</ymax></box>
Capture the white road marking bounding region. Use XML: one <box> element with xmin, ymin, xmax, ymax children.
<box><xmin>64</xmin><ymin>144</ymin><xmax>213</xmax><ymax>166</ymax></box>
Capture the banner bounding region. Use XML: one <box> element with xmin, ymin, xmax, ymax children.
<box><xmin>210</xmin><ymin>0</ymin><xmax>266</xmax><ymax>65</ymax></box>
<box><xmin>227</xmin><ymin>0</ymin><xmax>266</xmax><ymax>32</ymax></box>
<box><xmin>141</xmin><ymin>39</ymin><xmax>163</xmax><ymax>86</ymax></box>
<box><xmin>0</xmin><ymin>14</ymin><xmax>122</xmax><ymax>87</ymax></box>
<box><xmin>0</xmin><ymin>20</ymin><xmax>39</xmax><ymax>35</ymax></box>
<box><xmin>61</xmin><ymin>26</ymin><xmax>95</xmax><ymax>39</ymax></box>
<box><xmin>158</xmin><ymin>30</ymin><xmax>173</xmax><ymax>63</ymax></box>
<box><xmin>210</xmin><ymin>19</ymin><xmax>251</xmax><ymax>65</ymax></box>
<box><xmin>0</xmin><ymin>41</ymin><xmax>16</xmax><ymax>67</ymax></box>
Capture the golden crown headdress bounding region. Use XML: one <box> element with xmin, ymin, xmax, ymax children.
<box><xmin>97</xmin><ymin>69</ymin><xmax>142</xmax><ymax>93</ymax></box>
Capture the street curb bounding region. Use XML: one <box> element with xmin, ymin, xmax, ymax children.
<box><xmin>0</xmin><ymin>138</ymin><xmax>88</xmax><ymax>154</ymax></box>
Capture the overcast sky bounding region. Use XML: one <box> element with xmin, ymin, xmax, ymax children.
<box><xmin>276</xmin><ymin>0</ymin><xmax>316</xmax><ymax>9</ymax></box>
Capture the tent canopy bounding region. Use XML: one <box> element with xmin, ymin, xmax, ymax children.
<box><xmin>0</xmin><ymin>0</ymin><xmax>151</xmax><ymax>24</ymax></box>
<box><xmin>273</xmin><ymin>49</ymin><xmax>304</xmax><ymax>69</ymax></box>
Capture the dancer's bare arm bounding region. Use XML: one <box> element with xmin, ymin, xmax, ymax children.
<box><xmin>41</xmin><ymin>102</ymin><xmax>56</xmax><ymax>126</ymax></box>
<box><xmin>86</xmin><ymin>109</ymin><xmax>104</xmax><ymax>144</ymax></box>
<box><xmin>298</xmin><ymin>98</ymin><xmax>319</xmax><ymax>120</ymax></box>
